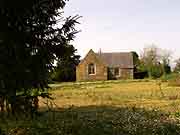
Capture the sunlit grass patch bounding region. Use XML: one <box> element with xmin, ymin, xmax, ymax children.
<box><xmin>49</xmin><ymin>80</ymin><xmax>180</xmax><ymax>113</ymax></box>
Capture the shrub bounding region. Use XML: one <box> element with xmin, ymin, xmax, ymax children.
<box><xmin>150</xmin><ymin>65</ymin><xmax>163</xmax><ymax>79</ymax></box>
<box><xmin>161</xmin><ymin>73</ymin><xmax>178</xmax><ymax>82</ymax></box>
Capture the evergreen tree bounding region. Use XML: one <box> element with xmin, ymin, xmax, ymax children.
<box><xmin>0</xmin><ymin>0</ymin><xmax>80</xmax><ymax>115</ymax></box>
<box><xmin>52</xmin><ymin>44</ymin><xmax>80</xmax><ymax>82</ymax></box>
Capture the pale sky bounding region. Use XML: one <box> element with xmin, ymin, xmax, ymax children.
<box><xmin>64</xmin><ymin>0</ymin><xmax>180</xmax><ymax>62</ymax></box>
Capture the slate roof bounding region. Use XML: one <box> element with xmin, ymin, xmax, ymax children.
<box><xmin>96</xmin><ymin>52</ymin><xmax>134</xmax><ymax>68</ymax></box>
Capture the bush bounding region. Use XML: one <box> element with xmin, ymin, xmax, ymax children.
<box><xmin>161</xmin><ymin>73</ymin><xmax>178</xmax><ymax>82</ymax></box>
<box><xmin>150</xmin><ymin>65</ymin><xmax>163</xmax><ymax>79</ymax></box>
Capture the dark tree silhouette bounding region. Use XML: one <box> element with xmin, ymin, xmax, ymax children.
<box><xmin>52</xmin><ymin>44</ymin><xmax>80</xmax><ymax>82</ymax></box>
<box><xmin>131</xmin><ymin>51</ymin><xmax>140</xmax><ymax>72</ymax></box>
<box><xmin>0</xmin><ymin>0</ymin><xmax>80</xmax><ymax>116</ymax></box>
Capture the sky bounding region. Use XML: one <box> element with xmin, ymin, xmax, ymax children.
<box><xmin>64</xmin><ymin>0</ymin><xmax>180</xmax><ymax>62</ymax></box>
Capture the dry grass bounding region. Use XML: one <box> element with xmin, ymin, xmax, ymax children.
<box><xmin>44</xmin><ymin>80</ymin><xmax>180</xmax><ymax>113</ymax></box>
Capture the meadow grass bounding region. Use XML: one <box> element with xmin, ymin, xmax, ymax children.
<box><xmin>49</xmin><ymin>80</ymin><xmax>180</xmax><ymax>113</ymax></box>
<box><xmin>2</xmin><ymin>80</ymin><xmax>180</xmax><ymax>135</ymax></box>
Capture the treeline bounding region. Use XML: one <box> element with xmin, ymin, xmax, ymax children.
<box><xmin>51</xmin><ymin>44</ymin><xmax>180</xmax><ymax>82</ymax></box>
<box><xmin>133</xmin><ymin>44</ymin><xmax>179</xmax><ymax>79</ymax></box>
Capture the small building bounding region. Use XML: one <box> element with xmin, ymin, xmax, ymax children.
<box><xmin>76</xmin><ymin>49</ymin><xmax>134</xmax><ymax>81</ymax></box>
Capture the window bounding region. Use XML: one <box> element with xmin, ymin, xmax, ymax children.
<box><xmin>114</xmin><ymin>68</ymin><xmax>119</xmax><ymax>76</ymax></box>
<box><xmin>88</xmin><ymin>63</ymin><xmax>96</xmax><ymax>75</ymax></box>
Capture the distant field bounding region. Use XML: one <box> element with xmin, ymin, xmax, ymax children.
<box><xmin>47</xmin><ymin>80</ymin><xmax>180</xmax><ymax>113</ymax></box>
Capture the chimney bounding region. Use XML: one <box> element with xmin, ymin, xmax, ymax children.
<box><xmin>98</xmin><ymin>48</ymin><xmax>102</xmax><ymax>56</ymax></box>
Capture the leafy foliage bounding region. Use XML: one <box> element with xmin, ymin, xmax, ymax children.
<box><xmin>0</xmin><ymin>0</ymin><xmax>80</xmax><ymax>115</ymax></box>
<box><xmin>51</xmin><ymin>44</ymin><xmax>80</xmax><ymax>82</ymax></box>
<box><xmin>139</xmin><ymin>45</ymin><xmax>171</xmax><ymax>78</ymax></box>
<box><xmin>131</xmin><ymin>51</ymin><xmax>140</xmax><ymax>72</ymax></box>
<box><xmin>150</xmin><ymin>63</ymin><xmax>163</xmax><ymax>79</ymax></box>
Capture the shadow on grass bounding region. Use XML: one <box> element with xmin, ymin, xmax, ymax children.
<box><xmin>0</xmin><ymin>105</ymin><xmax>180</xmax><ymax>135</ymax></box>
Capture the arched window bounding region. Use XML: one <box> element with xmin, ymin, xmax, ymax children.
<box><xmin>88</xmin><ymin>63</ymin><xmax>96</xmax><ymax>75</ymax></box>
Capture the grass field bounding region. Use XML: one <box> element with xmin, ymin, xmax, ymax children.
<box><xmin>48</xmin><ymin>80</ymin><xmax>180</xmax><ymax>113</ymax></box>
<box><xmin>2</xmin><ymin>80</ymin><xmax>180</xmax><ymax>135</ymax></box>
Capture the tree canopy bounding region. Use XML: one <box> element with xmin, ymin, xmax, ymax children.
<box><xmin>138</xmin><ymin>45</ymin><xmax>171</xmax><ymax>78</ymax></box>
<box><xmin>0</xmin><ymin>0</ymin><xmax>80</xmax><ymax>115</ymax></box>
<box><xmin>51</xmin><ymin>44</ymin><xmax>80</xmax><ymax>82</ymax></box>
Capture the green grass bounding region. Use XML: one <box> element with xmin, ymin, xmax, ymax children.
<box><xmin>2</xmin><ymin>80</ymin><xmax>180</xmax><ymax>135</ymax></box>
<box><xmin>1</xmin><ymin>106</ymin><xmax>180</xmax><ymax>135</ymax></box>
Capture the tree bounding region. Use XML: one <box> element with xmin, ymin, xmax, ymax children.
<box><xmin>174</xmin><ymin>58</ymin><xmax>180</xmax><ymax>73</ymax></box>
<box><xmin>150</xmin><ymin>63</ymin><xmax>163</xmax><ymax>79</ymax></box>
<box><xmin>160</xmin><ymin>49</ymin><xmax>172</xmax><ymax>75</ymax></box>
<box><xmin>139</xmin><ymin>44</ymin><xmax>171</xmax><ymax>78</ymax></box>
<box><xmin>131</xmin><ymin>51</ymin><xmax>140</xmax><ymax>72</ymax></box>
<box><xmin>140</xmin><ymin>45</ymin><xmax>161</xmax><ymax>77</ymax></box>
<box><xmin>0</xmin><ymin>0</ymin><xmax>80</xmax><ymax>116</ymax></box>
<box><xmin>52</xmin><ymin>44</ymin><xmax>80</xmax><ymax>82</ymax></box>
